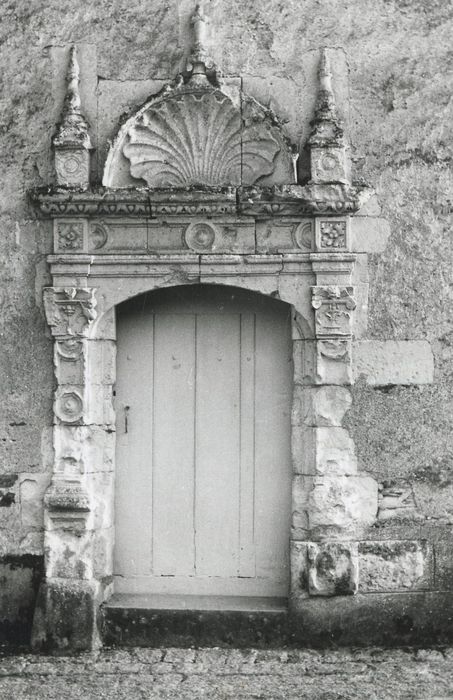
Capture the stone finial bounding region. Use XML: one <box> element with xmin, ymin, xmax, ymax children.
<box><xmin>187</xmin><ymin>4</ymin><xmax>215</xmax><ymax>85</ymax></box>
<box><xmin>309</xmin><ymin>48</ymin><xmax>349</xmax><ymax>185</ymax></box>
<box><xmin>53</xmin><ymin>45</ymin><xmax>92</xmax><ymax>188</ymax></box>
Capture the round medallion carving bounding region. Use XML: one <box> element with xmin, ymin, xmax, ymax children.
<box><xmin>55</xmin><ymin>391</ymin><xmax>84</xmax><ymax>423</ymax></box>
<box><xmin>319</xmin><ymin>153</ymin><xmax>339</xmax><ymax>172</ymax></box>
<box><xmin>184</xmin><ymin>222</ymin><xmax>217</xmax><ymax>252</ymax></box>
<box><xmin>293</xmin><ymin>222</ymin><xmax>313</xmax><ymax>250</ymax></box>
<box><xmin>90</xmin><ymin>221</ymin><xmax>109</xmax><ymax>250</ymax></box>
<box><xmin>62</xmin><ymin>155</ymin><xmax>82</xmax><ymax>175</ymax></box>
<box><xmin>56</xmin><ymin>339</ymin><xmax>84</xmax><ymax>361</ymax></box>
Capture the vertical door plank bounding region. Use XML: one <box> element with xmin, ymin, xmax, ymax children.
<box><xmin>238</xmin><ymin>313</ymin><xmax>256</xmax><ymax>578</ymax></box>
<box><xmin>114</xmin><ymin>309</ymin><xmax>154</xmax><ymax>577</ymax></box>
<box><xmin>195</xmin><ymin>314</ymin><xmax>241</xmax><ymax>578</ymax></box>
<box><xmin>152</xmin><ymin>314</ymin><xmax>196</xmax><ymax>576</ymax></box>
<box><xmin>254</xmin><ymin>306</ymin><xmax>292</xmax><ymax>584</ymax></box>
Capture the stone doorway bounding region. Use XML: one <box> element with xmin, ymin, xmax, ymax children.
<box><xmin>30</xmin><ymin>11</ymin><xmax>383</xmax><ymax>649</ymax></box>
<box><xmin>114</xmin><ymin>285</ymin><xmax>293</xmax><ymax>605</ymax></box>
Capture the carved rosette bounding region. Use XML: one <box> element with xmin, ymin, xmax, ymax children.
<box><xmin>311</xmin><ymin>286</ymin><xmax>356</xmax><ymax>337</ymax></box>
<box><xmin>55</xmin><ymin>221</ymin><xmax>85</xmax><ymax>252</ymax></box>
<box><xmin>315</xmin><ymin>219</ymin><xmax>349</xmax><ymax>251</ymax></box>
<box><xmin>44</xmin><ymin>287</ymin><xmax>97</xmax><ymax>337</ymax></box>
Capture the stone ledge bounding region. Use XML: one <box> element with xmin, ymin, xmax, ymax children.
<box><xmin>353</xmin><ymin>340</ymin><xmax>434</xmax><ymax>385</ymax></box>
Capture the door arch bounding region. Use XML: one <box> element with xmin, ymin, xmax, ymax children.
<box><xmin>114</xmin><ymin>284</ymin><xmax>293</xmax><ymax>601</ymax></box>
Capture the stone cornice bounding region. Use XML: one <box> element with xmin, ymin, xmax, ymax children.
<box><xmin>29</xmin><ymin>183</ymin><xmax>373</xmax><ymax>218</ymax></box>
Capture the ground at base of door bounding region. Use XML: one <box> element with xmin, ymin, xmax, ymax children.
<box><xmin>0</xmin><ymin>646</ymin><xmax>453</xmax><ymax>699</ymax></box>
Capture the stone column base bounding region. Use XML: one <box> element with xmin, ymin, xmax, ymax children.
<box><xmin>31</xmin><ymin>578</ymin><xmax>106</xmax><ymax>651</ymax></box>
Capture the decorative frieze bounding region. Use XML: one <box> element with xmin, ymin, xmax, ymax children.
<box><xmin>311</xmin><ymin>286</ymin><xmax>356</xmax><ymax>337</ymax></box>
<box><xmin>31</xmin><ymin>183</ymin><xmax>373</xmax><ymax>219</ymax></box>
<box><xmin>43</xmin><ymin>287</ymin><xmax>97</xmax><ymax>337</ymax></box>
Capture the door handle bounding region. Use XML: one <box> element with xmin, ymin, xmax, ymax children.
<box><xmin>124</xmin><ymin>404</ymin><xmax>130</xmax><ymax>433</ymax></box>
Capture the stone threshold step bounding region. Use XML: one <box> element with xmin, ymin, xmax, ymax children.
<box><xmin>104</xmin><ymin>594</ymin><xmax>287</xmax><ymax>613</ymax></box>
<box><xmin>101</xmin><ymin>595</ymin><xmax>289</xmax><ymax>647</ymax></box>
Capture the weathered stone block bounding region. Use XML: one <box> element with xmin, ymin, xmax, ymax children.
<box><xmin>256</xmin><ymin>220</ymin><xmax>314</xmax><ymax>253</ymax></box>
<box><xmin>0</xmin><ymin>554</ymin><xmax>43</xmax><ymax>644</ymax></box>
<box><xmin>93</xmin><ymin>526</ymin><xmax>114</xmax><ymax>579</ymax></box>
<box><xmin>89</xmin><ymin>339</ymin><xmax>116</xmax><ymax>385</ymax></box>
<box><xmin>302</xmin><ymin>386</ymin><xmax>352</xmax><ymax>427</ymax></box>
<box><xmin>290</xmin><ymin>541</ymin><xmax>308</xmax><ymax>598</ymax></box>
<box><xmin>315</xmin><ymin>339</ymin><xmax>353</xmax><ymax>385</ymax></box>
<box><xmin>377</xmin><ymin>480</ymin><xmax>420</xmax><ymax>522</ymax></box>
<box><xmin>291</xmin><ymin>477</ymin><xmax>309</xmax><ymax>535</ymax></box>
<box><xmin>295</xmin><ymin>427</ymin><xmax>357</xmax><ymax>475</ymax></box>
<box><xmin>54</xmin><ymin>424</ymin><xmax>115</xmax><ymax>476</ymax></box>
<box><xmin>290</xmin><ymin>541</ymin><xmax>358</xmax><ymax>599</ymax></box>
<box><xmin>45</xmin><ymin>529</ymin><xmax>94</xmax><ymax>580</ymax></box>
<box><xmin>307</xmin><ymin>542</ymin><xmax>358</xmax><ymax>596</ymax></box>
<box><xmin>90</xmin><ymin>472</ymin><xmax>114</xmax><ymax>529</ymax></box>
<box><xmin>54</xmin><ymin>339</ymin><xmax>86</xmax><ymax>385</ymax></box>
<box><xmin>19</xmin><ymin>474</ymin><xmax>51</xmax><ymax>530</ymax></box>
<box><xmin>295</xmin><ymin>474</ymin><xmax>378</xmax><ymax>537</ymax></box>
<box><xmin>353</xmin><ymin>340</ymin><xmax>434</xmax><ymax>385</ymax></box>
<box><xmin>31</xmin><ymin>578</ymin><xmax>102</xmax><ymax>651</ymax></box>
<box><xmin>293</xmin><ymin>339</ymin><xmax>317</xmax><ymax>385</ymax></box>
<box><xmin>351</xmin><ymin>216</ymin><xmax>391</xmax><ymax>253</ymax></box>
<box><xmin>434</xmin><ymin>541</ymin><xmax>453</xmax><ymax>590</ymax></box>
<box><xmin>358</xmin><ymin>541</ymin><xmax>431</xmax><ymax>592</ymax></box>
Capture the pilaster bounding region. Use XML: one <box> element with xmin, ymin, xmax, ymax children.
<box><xmin>32</xmin><ymin>285</ymin><xmax>114</xmax><ymax>650</ymax></box>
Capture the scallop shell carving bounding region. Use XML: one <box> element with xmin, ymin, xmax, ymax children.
<box><xmin>122</xmin><ymin>90</ymin><xmax>280</xmax><ymax>187</ymax></box>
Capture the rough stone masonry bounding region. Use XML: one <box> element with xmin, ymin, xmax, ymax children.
<box><xmin>0</xmin><ymin>0</ymin><xmax>452</xmax><ymax>650</ymax></box>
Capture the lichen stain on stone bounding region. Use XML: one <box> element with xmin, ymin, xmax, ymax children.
<box><xmin>0</xmin><ymin>493</ymin><xmax>16</xmax><ymax>507</ymax></box>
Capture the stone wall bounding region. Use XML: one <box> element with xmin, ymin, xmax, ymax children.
<box><xmin>1</xmin><ymin>0</ymin><xmax>452</xmax><ymax>644</ymax></box>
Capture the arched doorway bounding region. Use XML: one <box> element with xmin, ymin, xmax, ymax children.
<box><xmin>114</xmin><ymin>284</ymin><xmax>293</xmax><ymax>604</ymax></box>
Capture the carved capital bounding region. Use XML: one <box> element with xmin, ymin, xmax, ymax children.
<box><xmin>44</xmin><ymin>480</ymin><xmax>90</xmax><ymax>532</ymax></box>
<box><xmin>43</xmin><ymin>287</ymin><xmax>97</xmax><ymax>337</ymax></box>
<box><xmin>311</xmin><ymin>286</ymin><xmax>356</xmax><ymax>337</ymax></box>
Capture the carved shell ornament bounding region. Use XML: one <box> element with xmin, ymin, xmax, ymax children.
<box><xmin>121</xmin><ymin>88</ymin><xmax>281</xmax><ymax>187</ymax></box>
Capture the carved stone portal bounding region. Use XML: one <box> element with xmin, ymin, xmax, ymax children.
<box><xmin>30</xmin><ymin>6</ymin><xmax>380</xmax><ymax>651</ymax></box>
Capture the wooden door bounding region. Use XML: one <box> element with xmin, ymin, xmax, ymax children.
<box><xmin>114</xmin><ymin>285</ymin><xmax>293</xmax><ymax>599</ymax></box>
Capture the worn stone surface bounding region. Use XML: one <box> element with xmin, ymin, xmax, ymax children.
<box><xmin>353</xmin><ymin>340</ymin><xmax>434</xmax><ymax>385</ymax></box>
<box><xmin>291</xmin><ymin>541</ymin><xmax>359</xmax><ymax>597</ymax></box>
<box><xmin>293</xmin><ymin>474</ymin><xmax>378</xmax><ymax>538</ymax></box>
<box><xmin>358</xmin><ymin>541</ymin><xmax>431</xmax><ymax>592</ymax></box>
<box><xmin>0</xmin><ymin>646</ymin><xmax>452</xmax><ymax>699</ymax></box>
